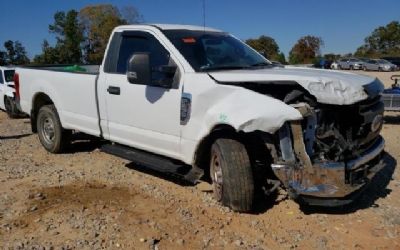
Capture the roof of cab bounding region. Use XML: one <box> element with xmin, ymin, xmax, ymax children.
<box><xmin>114</xmin><ymin>23</ymin><xmax>222</xmax><ymax>33</ymax></box>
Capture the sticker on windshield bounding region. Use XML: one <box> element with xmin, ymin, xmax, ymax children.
<box><xmin>182</xmin><ymin>37</ymin><xmax>196</xmax><ymax>43</ymax></box>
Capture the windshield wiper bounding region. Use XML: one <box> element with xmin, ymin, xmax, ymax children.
<box><xmin>250</xmin><ymin>62</ymin><xmax>273</xmax><ymax>68</ymax></box>
<box><xmin>200</xmin><ymin>65</ymin><xmax>250</xmax><ymax>72</ymax></box>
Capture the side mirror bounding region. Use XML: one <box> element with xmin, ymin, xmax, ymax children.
<box><xmin>127</xmin><ymin>53</ymin><xmax>151</xmax><ymax>85</ymax></box>
<box><xmin>127</xmin><ymin>52</ymin><xmax>177</xmax><ymax>88</ymax></box>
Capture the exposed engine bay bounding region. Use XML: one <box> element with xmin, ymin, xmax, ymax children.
<box><xmin>222</xmin><ymin>81</ymin><xmax>384</xmax><ymax>163</ymax></box>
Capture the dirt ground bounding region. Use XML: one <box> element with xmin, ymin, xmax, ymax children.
<box><xmin>0</xmin><ymin>70</ymin><xmax>399</xmax><ymax>249</ymax></box>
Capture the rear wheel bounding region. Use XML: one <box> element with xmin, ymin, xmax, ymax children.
<box><xmin>210</xmin><ymin>138</ymin><xmax>254</xmax><ymax>212</ymax></box>
<box><xmin>37</xmin><ymin>105</ymin><xmax>71</xmax><ymax>153</ymax></box>
<box><xmin>4</xmin><ymin>96</ymin><xmax>19</xmax><ymax>118</ymax></box>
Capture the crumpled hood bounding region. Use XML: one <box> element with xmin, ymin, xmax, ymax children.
<box><xmin>209</xmin><ymin>67</ymin><xmax>384</xmax><ymax>105</ymax></box>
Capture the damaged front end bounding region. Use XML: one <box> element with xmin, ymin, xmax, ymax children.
<box><xmin>269</xmin><ymin>97</ymin><xmax>385</xmax><ymax>206</ymax></box>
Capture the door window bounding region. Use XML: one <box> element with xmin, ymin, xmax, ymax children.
<box><xmin>4</xmin><ymin>70</ymin><xmax>14</xmax><ymax>82</ymax></box>
<box><xmin>0</xmin><ymin>71</ymin><xmax>3</xmax><ymax>84</ymax></box>
<box><xmin>115</xmin><ymin>34</ymin><xmax>172</xmax><ymax>85</ymax></box>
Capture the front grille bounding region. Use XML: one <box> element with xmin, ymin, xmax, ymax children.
<box><xmin>314</xmin><ymin>96</ymin><xmax>384</xmax><ymax>161</ymax></box>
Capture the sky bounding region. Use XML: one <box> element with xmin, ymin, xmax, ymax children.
<box><xmin>0</xmin><ymin>0</ymin><xmax>399</xmax><ymax>59</ymax></box>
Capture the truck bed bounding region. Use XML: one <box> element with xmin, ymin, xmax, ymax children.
<box><xmin>18</xmin><ymin>65</ymin><xmax>102</xmax><ymax>137</ymax></box>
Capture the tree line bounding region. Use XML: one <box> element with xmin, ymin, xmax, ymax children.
<box><xmin>0</xmin><ymin>4</ymin><xmax>142</xmax><ymax>66</ymax></box>
<box><xmin>0</xmin><ymin>5</ymin><xmax>399</xmax><ymax>66</ymax></box>
<box><xmin>246</xmin><ymin>20</ymin><xmax>400</xmax><ymax>64</ymax></box>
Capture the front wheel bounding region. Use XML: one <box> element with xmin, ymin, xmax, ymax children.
<box><xmin>210</xmin><ymin>139</ymin><xmax>254</xmax><ymax>212</ymax></box>
<box><xmin>37</xmin><ymin>105</ymin><xmax>71</xmax><ymax>153</ymax></box>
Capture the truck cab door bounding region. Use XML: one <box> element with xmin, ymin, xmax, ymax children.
<box><xmin>101</xmin><ymin>31</ymin><xmax>183</xmax><ymax>159</ymax></box>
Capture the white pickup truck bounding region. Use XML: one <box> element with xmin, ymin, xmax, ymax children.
<box><xmin>16</xmin><ymin>24</ymin><xmax>386</xmax><ymax>212</ymax></box>
<box><xmin>0</xmin><ymin>66</ymin><xmax>20</xmax><ymax>117</ymax></box>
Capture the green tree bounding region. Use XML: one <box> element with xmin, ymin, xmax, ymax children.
<box><xmin>289</xmin><ymin>36</ymin><xmax>324</xmax><ymax>64</ymax></box>
<box><xmin>4</xmin><ymin>41</ymin><xmax>16</xmax><ymax>63</ymax></box>
<box><xmin>34</xmin><ymin>10</ymin><xmax>84</xmax><ymax>64</ymax></box>
<box><xmin>355</xmin><ymin>21</ymin><xmax>400</xmax><ymax>57</ymax></box>
<box><xmin>0</xmin><ymin>51</ymin><xmax>6</xmax><ymax>66</ymax></box>
<box><xmin>34</xmin><ymin>5</ymin><xmax>142</xmax><ymax>65</ymax></box>
<box><xmin>33</xmin><ymin>40</ymin><xmax>60</xmax><ymax>64</ymax></box>
<box><xmin>2</xmin><ymin>40</ymin><xmax>30</xmax><ymax>65</ymax></box>
<box><xmin>49</xmin><ymin>10</ymin><xmax>84</xmax><ymax>63</ymax></box>
<box><xmin>246</xmin><ymin>35</ymin><xmax>281</xmax><ymax>61</ymax></box>
<box><xmin>79</xmin><ymin>4</ymin><xmax>142</xmax><ymax>64</ymax></box>
<box><xmin>276</xmin><ymin>52</ymin><xmax>287</xmax><ymax>64</ymax></box>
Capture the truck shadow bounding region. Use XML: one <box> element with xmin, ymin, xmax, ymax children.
<box><xmin>384</xmin><ymin>114</ymin><xmax>400</xmax><ymax>124</ymax></box>
<box><xmin>124</xmin><ymin>162</ymin><xmax>195</xmax><ymax>186</ymax></box>
<box><xmin>0</xmin><ymin>133</ymin><xmax>32</xmax><ymax>140</ymax></box>
<box><xmin>300</xmin><ymin>152</ymin><xmax>396</xmax><ymax>215</ymax></box>
<box><xmin>125</xmin><ymin>161</ymin><xmax>282</xmax><ymax>213</ymax></box>
<box><xmin>251</xmin><ymin>191</ymin><xmax>280</xmax><ymax>214</ymax></box>
<box><xmin>124</xmin><ymin>161</ymin><xmax>281</xmax><ymax>214</ymax></box>
<box><xmin>65</xmin><ymin>133</ymin><xmax>106</xmax><ymax>153</ymax></box>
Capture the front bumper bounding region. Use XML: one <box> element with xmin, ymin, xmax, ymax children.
<box><xmin>272</xmin><ymin>133</ymin><xmax>385</xmax><ymax>205</ymax></box>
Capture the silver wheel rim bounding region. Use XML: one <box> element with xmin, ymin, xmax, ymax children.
<box><xmin>41</xmin><ymin>117</ymin><xmax>55</xmax><ymax>144</ymax></box>
<box><xmin>210</xmin><ymin>151</ymin><xmax>223</xmax><ymax>201</ymax></box>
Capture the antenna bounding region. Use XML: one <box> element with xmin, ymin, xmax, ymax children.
<box><xmin>202</xmin><ymin>0</ymin><xmax>206</xmax><ymax>31</ymax></box>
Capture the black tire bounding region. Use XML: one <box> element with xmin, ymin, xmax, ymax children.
<box><xmin>210</xmin><ymin>138</ymin><xmax>254</xmax><ymax>212</ymax></box>
<box><xmin>4</xmin><ymin>96</ymin><xmax>19</xmax><ymax>118</ymax></box>
<box><xmin>37</xmin><ymin>105</ymin><xmax>71</xmax><ymax>153</ymax></box>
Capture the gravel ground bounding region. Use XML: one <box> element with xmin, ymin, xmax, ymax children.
<box><xmin>0</xmin><ymin>71</ymin><xmax>399</xmax><ymax>249</ymax></box>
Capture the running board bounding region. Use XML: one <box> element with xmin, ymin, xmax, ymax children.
<box><xmin>101</xmin><ymin>144</ymin><xmax>202</xmax><ymax>184</ymax></box>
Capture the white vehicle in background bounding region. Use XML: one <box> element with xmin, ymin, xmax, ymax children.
<box><xmin>362</xmin><ymin>59</ymin><xmax>397</xmax><ymax>72</ymax></box>
<box><xmin>330</xmin><ymin>61</ymin><xmax>339</xmax><ymax>70</ymax></box>
<box><xmin>337</xmin><ymin>58</ymin><xmax>364</xmax><ymax>70</ymax></box>
<box><xmin>0</xmin><ymin>66</ymin><xmax>20</xmax><ymax>117</ymax></box>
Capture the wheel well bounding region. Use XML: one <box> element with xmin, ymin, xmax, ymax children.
<box><xmin>194</xmin><ymin>125</ymin><xmax>274</xmax><ymax>183</ymax></box>
<box><xmin>31</xmin><ymin>93</ymin><xmax>54</xmax><ymax>133</ymax></box>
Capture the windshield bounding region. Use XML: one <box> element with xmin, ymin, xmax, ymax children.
<box><xmin>4</xmin><ymin>70</ymin><xmax>15</xmax><ymax>82</ymax></box>
<box><xmin>163</xmin><ymin>30</ymin><xmax>271</xmax><ymax>71</ymax></box>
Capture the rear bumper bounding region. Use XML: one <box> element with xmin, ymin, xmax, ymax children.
<box><xmin>272</xmin><ymin>136</ymin><xmax>385</xmax><ymax>204</ymax></box>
